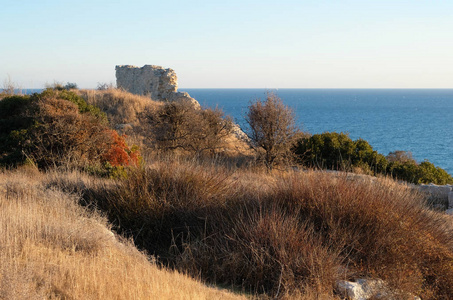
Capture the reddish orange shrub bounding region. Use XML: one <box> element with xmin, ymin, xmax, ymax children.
<box><xmin>102</xmin><ymin>130</ymin><xmax>140</xmax><ymax>167</ymax></box>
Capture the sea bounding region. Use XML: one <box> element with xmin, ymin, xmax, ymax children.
<box><xmin>17</xmin><ymin>88</ymin><xmax>453</xmax><ymax>174</ymax></box>
<box><xmin>181</xmin><ymin>89</ymin><xmax>453</xmax><ymax>174</ymax></box>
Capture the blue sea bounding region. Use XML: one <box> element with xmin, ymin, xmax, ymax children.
<box><xmin>17</xmin><ymin>88</ymin><xmax>453</xmax><ymax>174</ymax></box>
<box><xmin>181</xmin><ymin>89</ymin><xmax>453</xmax><ymax>174</ymax></box>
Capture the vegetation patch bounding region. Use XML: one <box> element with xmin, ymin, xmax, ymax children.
<box><xmin>295</xmin><ymin>132</ymin><xmax>453</xmax><ymax>184</ymax></box>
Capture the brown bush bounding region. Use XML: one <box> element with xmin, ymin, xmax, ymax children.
<box><xmin>144</xmin><ymin>100</ymin><xmax>233</xmax><ymax>156</ymax></box>
<box><xmin>246</xmin><ymin>92</ymin><xmax>300</xmax><ymax>169</ymax></box>
<box><xmin>26</xmin><ymin>97</ymin><xmax>112</xmax><ymax>168</ymax></box>
<box><xmin>0</xmin><ymin>89</ymin><xmax>140</xmax><ymax>171</ymax></box>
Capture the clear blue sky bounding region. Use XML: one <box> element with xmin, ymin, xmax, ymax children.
<box><xmin>1</xmin><ymin>0</ymin><xmax>452</xmax><ymax>88</ymax></box>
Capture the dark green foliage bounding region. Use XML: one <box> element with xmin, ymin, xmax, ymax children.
<box><xmin>0</xmin><ymin>95</ymin><xmax>36</xmax><ymax>165</ymax></box>
<box><xmin>294</xmin><ymin>132</ymin><xmax>452</xmax><ymax>184</ymax></box>
<box><xmin>388</xmin><ymin>160</ymin><xmax>453</xmax><ymax>185</ymax></box>
<box><xmin>294</xmin><ymin>132</ymin><xmax>387</xmax><ymax>173</ymax></box>
<box><xmin>64</xmin><ymin>82</ymin><xmax>78</xmax><ymax>90</ymax></box>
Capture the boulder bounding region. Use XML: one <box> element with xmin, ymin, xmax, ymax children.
<box><xmin>336</xmin><ymin>279</ymin><xmax>387</xmax><ymax>300</ymax></box>
<box><xmin>336</xmin><ymin>278</ymin><xmax>420</xmax><ymax>300</ymax></box>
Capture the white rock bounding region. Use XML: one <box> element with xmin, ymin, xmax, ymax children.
<box><xmin>336</xmin><ymin>278</ymin><xmax>420</xmax><ymax>300</ymax></box>
<box><xmin>115</xmin><ymin>65</ymin><xmax>200</xmax><ymax>108</ymax></box>
<box><xmin>231</xmin><ymin>124</ymin><xmax>249</xmax><ymax>142</ymax></box>
<box><xmin>336</xmin><ymin>279</ymin><xmax>385</xmax><ymax>300</ymax></box>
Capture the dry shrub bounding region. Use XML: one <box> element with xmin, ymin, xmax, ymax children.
<box><xmin>77</xmin><ymin>88</ymin><xmax>161</xmax><ymax>127</ymax></box>
<box><xmin>0</xmin><ymin>169</ymin><xmax>244</xmax><ymax>300</ymax></box>
<box><xmin>0</xmin><ymin>89</ymin><xmax>140</xmax><ymax>171</ymax></box>
<box><xmin>144</xmin><ymin>100</ymin><xmax>233</xmax><ymax>156</ymax></box>
<box><xmin>60</xmin><ymin>158</ymin><xmax>237</xmax><ymax>257</ymax></box>
<box><xmin>44</xmin><ymin>159</ymin><xmax>453</xmax><ymax>299</ymax></box>
<box><xmin>28</xmin><ymin>97</ymin><xmax>113</xmax><ymax>168</ymax></box>
<box><xmin>246</xmin><ymin>92</ymin><xmax>300</xmax><ymax>169</ymax></box>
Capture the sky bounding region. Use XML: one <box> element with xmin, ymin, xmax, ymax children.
<box><xmin>1</xmin><ymin>0</ymin><xmax>452</xmax><ymax>89</ymax></box>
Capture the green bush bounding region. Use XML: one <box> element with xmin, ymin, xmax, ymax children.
<box><xmin>294</xmin><ymin>132</ymin><xmax>387</xmax><ymax>173</ymax></box>
<box><xmin>388</xmin><ymin>160</ymin><xmax>453</xmax><ymax>185</ymax></box>
<box><xmin>294</xmin><ymin>132</ymin><xmax>452</xmax><ymax>184</ymax></box>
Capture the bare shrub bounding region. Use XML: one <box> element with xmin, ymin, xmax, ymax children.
<box><xmin>246</xmin><ymin>92</ymin><xmax>300</xmax><ymax>168</ymax></box>
<box><xmin>144</xmin><ymin>100</ymin><xmax>233</xmax><ymax>156</ymax></box>
<box><xmin>1</xmin><ymin>75</ymin><xmax>21</xmax><ymax>96</ymax></box>
<box><xmin>97</xmin><ymin>82</ymin><xmax>115</xmax><ymax>90</ymax></box>
<box><xmin>386</xmin><ymin>150</ymin><xmax>415</xmax><ymax>163</ymax></box>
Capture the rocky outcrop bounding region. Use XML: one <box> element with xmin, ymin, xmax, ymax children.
<box><xmin>115</xmin><ymin>65</ymin><xmax>199</xmax><ymax>107</ymax></box>
<box><xmin>417</xmin><ymin>183</ymin><xmax>453</xmax><ymax>210</ymax></box>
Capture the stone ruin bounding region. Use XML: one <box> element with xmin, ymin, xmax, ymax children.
<box><xmin>115</xmin><ymin>65</ymin><xmax>199</xmax><ymax>106</ymax></box>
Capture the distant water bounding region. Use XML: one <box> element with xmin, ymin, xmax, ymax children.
<box><xmin>1</xmin><ymin>89</ymin><xmax>43</xmax><ymax>95</ymax></box>
<box><xmin>182</xmin><ymin>89</ymin><xmax>453</xmax><ymax>174</ymax></box>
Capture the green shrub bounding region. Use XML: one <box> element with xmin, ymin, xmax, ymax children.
<box><xmin>294</xmin><ymin>132</ymin><xmax>452</xmax><ymax>184</ymax></box>
<box><xmin>387</xmin><ymin>160</ymin><xmax>453</xmax><ymax>185</ymax></box>
<box><xmin>294</xmin><ymin>132</ymin><xmax>386</xmax><ymax>173</ymax></box>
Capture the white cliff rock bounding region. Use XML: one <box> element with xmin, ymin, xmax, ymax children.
<box><xmin>115</xmin><ymin>65</ymin><xmax>200</xmax><ymax>107</ymax></box>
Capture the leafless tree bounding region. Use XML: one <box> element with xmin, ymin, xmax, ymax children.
<box><xmin>144</xmin><ymin>100</ymin><xmax>233</xmax><ymax>156</ymax></box>
<box><xmin>245</xmin><ymin>92</ymin><xmax>300</xmax><ymax>168</ymax></box>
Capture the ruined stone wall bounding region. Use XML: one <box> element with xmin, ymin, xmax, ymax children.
<box><xmin>115</xmin><ymin>65</ymin><xmax>199</xmax><ymax>106</ymax></box>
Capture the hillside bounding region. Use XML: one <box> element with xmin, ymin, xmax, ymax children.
<box><xmin>0</xmin><ymin>168</ymin><xmax>244</xmax><ymax>299</ymax></box>
<box><xmin>1</xmin><ymin>87</ymin><xmax>453</xmax><ymax>299</ymax></box>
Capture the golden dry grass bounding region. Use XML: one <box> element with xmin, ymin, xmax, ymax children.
<box><xmin>77</xmin><ymin>88</ymin><xmax>252</xmax><ymax>157</ymax></box>
<box><xmin>0</xmin><ymin>168</ymin><xmax>245</xmax><ymax>300</ymax></box>
<box><xmin>77</xmin><ymin>88</ymin><xmax>162</xmax><ymax>127</ymax></box>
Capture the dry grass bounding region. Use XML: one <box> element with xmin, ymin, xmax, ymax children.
<box><xmin>43</xmin><ymin>158</ymin><xmax>453</xmax><ymax>299</ymax></box>
<box><xmin>77</xmin><ymin>88</ymin><xmax>162</xmax><ymax>127</ymax></box>
<box><xmin>77</xmin><ymin>88</ymin><xmax>252</xmax><ymax>158</ymax></box>
<box><xmin>0</xmin><ymin>168</ymin><xmax>245</xmax><ymax>299</ymax></box>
